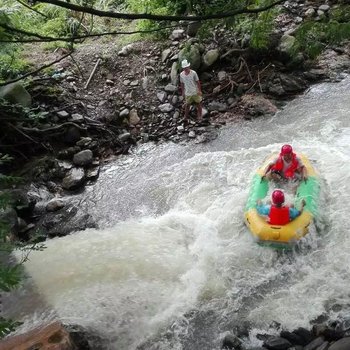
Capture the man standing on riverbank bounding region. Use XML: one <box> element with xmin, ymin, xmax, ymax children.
<box><xmin>179</xmin><ymin>59</ymin><xmax>202</xmax><ymax>123</ymax></box>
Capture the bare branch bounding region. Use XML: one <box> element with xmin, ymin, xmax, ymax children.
<box><xmin>36</xmin><ymin>0</ymin><xmax>284</xmax><ymax>21</ymax></box>
<box><xmin>15</xmin><ymin>0</ymin><xmax>48</xmax><ymax>18</ymax></box>
<box><xmin>0</xmin><ymin>51</ymin><xmax>73</xmax><ymax>86</ymax></box>
<box><xmin>0</xmin><ymin>23</ymin><xmax>182</xmax><ymax>43</ymax></box>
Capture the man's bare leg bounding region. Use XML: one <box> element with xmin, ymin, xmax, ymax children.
<box><xmin>184</xmin><ymin>103</ymin><xmax>190</xmax><ymax>125</ymax></box>
<box><xmin>197</xmin><ymin>103</ymin><xmax>202</xmax><ymax>120</ymax></box>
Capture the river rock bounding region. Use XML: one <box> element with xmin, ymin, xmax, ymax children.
<box><xmin>129</xmin><ymin>109</ymin><xmax>140</xmax><ymax>125</ymax></box>
<box><xmin>73</xmin><ymin>150</ymin><xmax>93</xmax><ymax>166</ymax></box>
<box><xmin>178</xmin><ymin>45</ymin><xmax>201</xmax><ymax>71</ymax></box>
<box><xmin>63</xmin><ymin>126</ymin><xmax>81</xmax><ymax>145</ymax></box>
<box><xmin>164</xmin><ymin>84</ymin><xmax>177</xmax><ymax>93</ymax></box>
<box><xmin>201</xmin><ymin>49</ymin><xmax>220</xmax><ymax>70</ymax></box>
<box><xmin>161</xmin><ymin>48</ymin><xmax>171</xmax><ymax>62</ymax></box>
<box><xmin>46</xmin><ymin>199</ymin><xmax>66</xmax><ymax>212</ymax></box>
<box><xmin>187</xmin><ymin>20</ymin><xmax>202</xmax><ymax>37</ymax></box>
<box><xmin>0</xmin><ymin>322</ymin><xmax>76</xmax><ymax>350</ymax></box>
<box><xmin>328</xmin><ymin>337</ymin><xmax>350</xmax><ymax>350</ymax></box>
<box><xmin>303</xmin><ymin>336</ymin><xmax>325</xmax><ymax>350</ymax></box>
<box><xmin>170</xmin><ymin>62</ymin><xmax>179</xmax><ymax>85</ymax></box>
<box><xmin>222</xmin><ymin>334</ymin><xmax>242</xmax><ymax>349</ymax></box>
<box><xmin>263</xmin><ymin>336</ymin><xmax>292</xmax><ymax>349</ymax></box>
<box><xmin>86</xmin><ymin>166</ymin><xmax>100</xmax><ymax>180</ymax></box>
<box><xmin>159</xmin><ymin>103</ymin><xmax>174</xmax><ymax>112</ymax></box>
<box><xmin>76</xmin><ymin>137</ymin><xmax>92</xmax><ymax>147</ymax></box>
<box><xmin>62</xmin><ymin>168</ymin><xmax>85</xmax><ymax>190</ymax></box>
<box><xmin>279</xmin><ymin>74</ymin><xmax>307</xmax><ymax>93</ymax></box>
<box><xmin>0</xmin><ymin>82</ymin><xmax>32</xmax><ymax>107</ymax></box>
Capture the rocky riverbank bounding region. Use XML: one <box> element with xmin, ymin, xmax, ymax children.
<box><xmin>3</xmin><ymin>16</ymin><xmax>350</xmax><ymax>242</ymax></box>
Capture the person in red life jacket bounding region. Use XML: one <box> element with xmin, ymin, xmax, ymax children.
<box><xmin>256</xmin><ymin>189</ymin><xmax>306</xmax><ymax>225</ymax></box>
<box><xmin>263</xmin><ymin>144</ymin><xmax>308</xmax><ymax>182</ymax></box>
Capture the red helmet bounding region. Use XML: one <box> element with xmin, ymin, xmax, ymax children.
<box><xmin>281</xmin><ymin>144</ymin><xmax>293</xmax><ymax>155</ymax></box>
<box><xmin>272</xmin><ymin>189</ymin><xmax>285</xmax><ymax>205</ymax></box>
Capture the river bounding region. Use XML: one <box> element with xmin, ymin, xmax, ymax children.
<box><xmin>3</xmin><ymin>77</ymin><xmax>350</xmax><ymax>349</ymax></box>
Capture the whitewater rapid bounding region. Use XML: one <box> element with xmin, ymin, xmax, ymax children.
<box><xmin>4</xmin><ymin>77</ymin><xmax>350</xmax><ymax>349</ymax></box>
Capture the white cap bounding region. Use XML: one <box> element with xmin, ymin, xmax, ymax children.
<box><xmin>181</xmin><ymin>59</ymin><xmax>191</xmax><ymax>68</ymax></box>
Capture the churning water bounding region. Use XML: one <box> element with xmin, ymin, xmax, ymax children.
<box><xmin>4</xmin><ymin>77</ymin><xmax>350</xmax><ymax>349</ymax></box>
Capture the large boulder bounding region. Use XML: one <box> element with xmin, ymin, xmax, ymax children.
<box><xmin>73</xmin><ymin>150</ymin><xmax>93</xmax><ymax>166</ymax></box>
<box><xmin>201</xmin><ymin>49</ymin><xmax>220</xmax><ymax>70</ymax></box>
<box><xmin>62</xmin><ymin>168</ymin><xmax>85</xmax><ymax>190</ymax></box>
<box><xmin>277</xmin><ymin>33</ymin><xmax>296</xmax><ymax>61</ymax></box>
<box><xmin>178</xmin><ymin>45</ymin><xmax>201</xmax><ymax>71</ymax></box>
<box><xmin>0</xmin><ymin>82</ymin><xmax>32</xmax><ymax>107</ymax></box>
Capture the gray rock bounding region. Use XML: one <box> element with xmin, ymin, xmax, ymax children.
<box><xmin>187</xmin><ymin>20</ymin><xmax>201</xmax><ymax>37</ymax></box>
<box><xmin>118</xmin><ymin>44</ymin><xmax>135</xmax><ymax>56</ymax></box>
<box><xmin>118</xmin><ymin>132</ymin><xmax>131</xmax><ymax>142</ymax></box>
<box><xmin>129</xmin><ymin>109</ymin><xmax>140</xmax><ymax>125</ymax></box>
<box><xmin>188</xmin><ymin>130</ymin><xmax>196</xmax><ymax>138</ymax></box>
<box><xmin>159</xmin><ymin>103</ymin><xmax>174</xmax><ymax>113</ymax></box>
<box><xmin>305</xmin><ymin>8</ymin><xmax>316</xmax><ymax>17</ymax></box>
<box><xmin>157</xmin><ymin>91</ymin><xmax>167</xmax><ymax>102</ymax></box>
<box><xmin>142</xmin><ymin>77</ymin><xmax>148</xmax><ymax>89</ymax></box>
<box><xmin>278</xmin><ymin>34</ymin><xmax>296</xmax><ymax>55</ymax></box>
<box><xmin>76</xmin><ymin>137</ymin><xmax>92</xmax><ymax>147</ymax></box>
<box><xmin>177</xmin><ymin>125</ymin><xmax>184</xmax><ymax>132</ymax></box>
<box><xmin>161</xmin><ymin>48</ymin><xmax>172</xmax><ymax>62</ymax></box>
<box><xmin>86</xmin><ymin>167</ymin><xmax>100</xmax><ymax>180</ymax></box>
<box><xmin>164</xmin><ymin>84</ymin><xmax>177</xmax><ymax>93</ymax></box>
<box><xmin>279</xmin><ymin>74</ymin><xmax>307</xmax><ymax>92</ymax></box>
<box><xmin>303</xmin><ymin>337</ymin><xmax>325</xmax><ymax>350</ymax></box>
<box><xmin>170</xmin><ymin>62</ymin><xmax>179</xmax><ymax>85</ymax></box>
<box><xmin>178</xmin><ymin>45</ymin><xmax>201</xmax><ymax>71</ymax></box>
<box><xmin>73</xmin><ymin>150</ymin><xmax>93</xmax><ymax>166</ymax></box>
<box><xmin>57</xmin><ymin>160</ymin><xmax>73</xmax><ymax>171</ymax></box>
<box><xmin>46</xmin><ymin>199</ymin><xmax>65</xmax><ymax>212</ymax></box>
<box><xmin>57</xmin><ymin>110</ymin><xmax>69</xmax><ymax>118</ymax></box>
<box><xmin>171</xmin><ymin>29</ymin><xmax>185</xmax><ymax>40</ymax></box>
<box><xmin>208</xmin><ymin>101</ymin><xmax>228</xmax><ymax>112</ymax></box>
<box><xmin>263</xmin><ymin>336</ymin><xmax>292</xmax><ymax>349</ymax></box>
<box><xmin>318</xmin><ymin>4</ymin><xmax>330</xmax><ymax>12</ymax></box>
<box><xmin>222</xmin><ymin>334</ymin><xmax>241</xmax><ymax>350</ymax></box>
<box><xmin>70</xmin><ymin>113</ymin><xmax>84</xmax><ymax>122</ymax></box>
<box><xmin>120</xmin><ymin>108</ymin><xmax>130</xmax><ymax>117</ymax></box>
<box><xmin>218</xmin><ymin>71</ymin><xmax>227</xmax><ymax>81</ymax></box>
<box><xmin>329</xmin><ymin>337</ymin><xmax>350</xmax><ymax>350</ymax></box>
<box><xmin>202</xmin><ymin>49</ymin><xmax>220</xmax><ymax>70</ymax></box>
<box><xmin>62</xmin><ymin>168</ymin><xmax>85</xmax><ymax>190</ymax></box>
<box><xmin>0</xmin><ymin>82</ymin><xmax>32</xmax><ymax>107</ymax></box>
<box><xmin>64</xmin><ymin>126</ymin><xmax>81</xmax><ymax>145</ymax></box>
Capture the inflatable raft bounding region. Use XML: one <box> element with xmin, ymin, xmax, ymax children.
<box><xmin>244</xmin><ymin>153</ymin><xmax>320</xmax><ymax>247</ymax></box>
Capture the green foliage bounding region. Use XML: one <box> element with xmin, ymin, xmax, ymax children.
<box><xmin>294</xmin><ymin>20</ymin><xmax>350</xmax><ymax>59</ymax></box>
<box><xmin>250</xmin><ymin>8</ymin><xmax>278</xmax><ymax>49</ymax></box>
<box><xmin>0</xmin><ymin>317</ymin><xmax>22</xmax><ymax>338</ymax></box>
<box><xmin>0</xmin><ymin>153</ymin><xmax>45</xmax><ymax>338</ymax></box>
<box><xmin>330</xmin><ymin>5</ymin><xmax>350</xmax><ymax>23</ymax></box>
<box><xmin>0</xmin><ymin>265</ymin><xmax>22</xmax><ymax>292</ymax></box>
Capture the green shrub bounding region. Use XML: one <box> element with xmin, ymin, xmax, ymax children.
<box><xmin>294</xmin><ymin>20</ymin><xmax>350</xmax><ymax>59</ymax></box>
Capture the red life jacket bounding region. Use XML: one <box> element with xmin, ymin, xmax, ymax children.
<box><xmin>271</xmin><ymin>153</ymin><xmax>299</xmax><ymax>179</ymax></box>
<box><xmin>269</xmin><ymin>205</ymin><xmax>290</xmax><ymax>225</ymax></box>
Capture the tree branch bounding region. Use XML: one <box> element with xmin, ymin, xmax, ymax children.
<box><xmin>0</xmin><ymin>23</ymin><xmax>182</xmax><ymax>43</ymax></box>
<box><xmin>0</xmin><ymin>51</ymin><xmax>73</xmax><ymax>86</ymax></box>
<box><xmin>36</xmin><ymin>0</ymin><xmax>284</xmax><ymax>21</ymax></box>
<box><xmin>15</xmin><ymin>0</ymin><xmax>48</xmax><ymax>18</ymax></box>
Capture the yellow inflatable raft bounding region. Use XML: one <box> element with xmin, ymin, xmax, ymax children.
<box><xmin>244</xmin><ymin>153</ymin><xmax>320</xmax><ymax>247</ymax></box>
